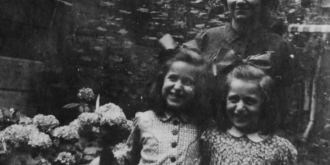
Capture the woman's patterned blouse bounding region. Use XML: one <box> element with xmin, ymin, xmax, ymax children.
<box><xmin>201</xmin><ymin>128</ymin><xmax>298</xmax><ymax>165</ymax></box>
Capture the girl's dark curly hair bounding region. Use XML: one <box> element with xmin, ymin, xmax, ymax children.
<box><xmin>221</xmin><ymin>0</ymin><xmax>279</xmax><ymax>27</ymax></box>
<box><xmin>148</xmin><ymin>47</ymin><xmax>212</xmax><ymax>124</ymax></box>
<box><xmin>216</xmin><ymin>64</ymin><xmax>277</xmax><ymax>135</ymax></box>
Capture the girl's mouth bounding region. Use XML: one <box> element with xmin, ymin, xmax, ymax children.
<box><xmin>169</xmin><ymin>93</ymin><xmax>183</xmax><ymax>100</ymax></box>
<box><xmin>233</xmin><ymin>114</ymin><xmax>248</xmax><ymax>122</ymax></box>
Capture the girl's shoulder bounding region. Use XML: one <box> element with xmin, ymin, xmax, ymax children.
<box><xmin>201</xmin><ymin>125</ymin><xmax>223</xmax><ymax>141</ymax></box>
<box><xmin>269</xmin><ymin>135</ymin><xmax>297</xmax><ymax>154</ymax></box>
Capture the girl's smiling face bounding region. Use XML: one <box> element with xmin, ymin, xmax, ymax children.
<box><xmin>226</xmin><ymin>78</ymin><xmax>263</xmax><ymax>132</ymax></box>
<box><xmin>162</xmin><ymin>61</ymin><xmax>197</xmax><ymax>110</ymax></box>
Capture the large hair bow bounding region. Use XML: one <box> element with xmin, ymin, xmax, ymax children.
<box><xmin>212</xmin><ymin>48</ymin><xmax>274</xmax><ymax>76</ymax></box>
<box><xmin>157</xmin><ymin>34</ymin><xmax>180</xmax><ymax>64</ymax></box>
<box><xmin>159</xmin><ymin>34</ymin><xmax>179</xmax><ymax>50</ymax></box>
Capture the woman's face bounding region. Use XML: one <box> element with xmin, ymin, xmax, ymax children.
<box><xmin>227</xmin><ymin>0</ymin><xmax>262</xmax><ymax>23</ymax></box>
<box><xmin>162</xmin><ymin>61</ymin><xmax>196</xmax><ymax>110</ymax></box>
<box><xmin>226</xmin><ymin>78</ymin><xmax>263</xmax><ymax>132</ymax></box>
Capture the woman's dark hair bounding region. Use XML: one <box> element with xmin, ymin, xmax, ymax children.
<box><xmin>217</xmin><ymin>64</ymin><xmax>277</xmax><ymax>135</ymax></box>
<box><xmin>221</xmin><ymin>0</ymin><xmax>279</xmax><ymax>27</ymax></box>
<box><xmin>148</xmin><ymin>47</ymin><xmax>212</xmax><ymax>123</ymax></box>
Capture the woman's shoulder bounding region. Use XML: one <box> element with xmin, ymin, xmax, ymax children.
<box><xmin>205</xmin><ymin>24</ymin><xmax>227</xmax><ymax>34</ymax></box>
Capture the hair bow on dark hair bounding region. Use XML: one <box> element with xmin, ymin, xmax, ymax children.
<box><xmin>158</xmin><ymin>34</ymin><xmax>180</xmax><ymax>64</ymax></box>
<box><xmin>212</xmin><ymin>47</ymin><xmax>273</xmax><ymax>76</ymax></box>
<box><xmin>159</xmin><ymin>34</ymin><xmax>179</xmax><ymax>50</ymax></box>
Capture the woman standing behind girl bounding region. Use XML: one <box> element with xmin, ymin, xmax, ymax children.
<box><xmin>202</xmin><ymin>64</ymin><xmax>297</xmax><ymax>165</ymax></box>
<box><xmin>124</xmin><ymin>41</ymin><xmax>212</xmax><ymax>165</ymax></box>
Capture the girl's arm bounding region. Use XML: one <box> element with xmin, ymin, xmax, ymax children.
<box><xmin>124</xmin><ymin>116</ymin><xmax>142</xmax><ymax>165</ymax></box>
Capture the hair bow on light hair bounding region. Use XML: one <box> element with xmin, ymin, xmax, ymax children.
<box><xmin>212</xmin><ymin>47</ymin><xmax>274</xmax><ymax>76</ymax></box>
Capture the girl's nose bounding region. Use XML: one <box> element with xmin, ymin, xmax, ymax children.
<box><xmin>173</xmin><ymin>81</ymin><xmax>182</xmax><ymax>90</ymax></box>
<box><xmin>235</xmin><ymin>101</ymin><xmax>245</xmax><ymax>112</ymax></box>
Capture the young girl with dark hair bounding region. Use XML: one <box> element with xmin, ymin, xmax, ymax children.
<box><xmin>124</xmin><ymin>44</ymin><xmax>212</xmax><ymax>165</ymax></box>
<box><xmin>201</xmin><ymin>64</ymin><xmax>297</xmax><ymax>165</ymax></box>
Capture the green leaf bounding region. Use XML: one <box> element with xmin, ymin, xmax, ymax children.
<box><xmin>63</xmin><ymin>103</ymin><xmax>80</xmax><ymax>109</ymax></box>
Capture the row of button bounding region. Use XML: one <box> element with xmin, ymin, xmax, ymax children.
<box><xmin>171</xmin><ymin>119</ymin><xmax>179</xmax><ymax>163</ymax></box>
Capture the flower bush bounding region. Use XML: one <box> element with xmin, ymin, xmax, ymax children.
<box><xmin>52</xmin><ymin>126</ymin><xmax>80</xmax><ymax>141</ymax></box>
<box><xmin>96</xmin><ymin>103</ymin><xmax>127</xmax><ymax>126</ymax></box>
<box><xmin>33</xmin><ymin>114</ymin><xmax>60</xmax><ymax>132</ymax></box>
<box><xmin>19</xmin><ymin>116</ymin><xmax>33</xmax><ymax>125</ymax></box>
<box><xmin>0</xmin><ymin>88</ymin><xmax>132</xmax><ymax>165</ymax></box>
<box><xmin>1</xmin><ymin>124</ymin><xmax>32</xmax><ymax>144</ymax></box>
<box><xmin>78</xmin><ymin>112</ymin><xmax>100</xmax><ymax>127</ymax></box>
<box><xmin>55</xmin><ymin>152</ymin><xmax>76</xmax><ymax>165</ymax></box>
<box><xmin>77</xmin><ymin>87</ymin><xmax>95</xmax><ymax>101</ymax></box>
<box><xmin>28</xmin><ymin>132</ymin><xmax>52</xmax><ymax>148</ymax></box>
<box><xmin>0</xmin><ymin>124</ymin><xmax>52</xmax><ymax>150</ymax></box>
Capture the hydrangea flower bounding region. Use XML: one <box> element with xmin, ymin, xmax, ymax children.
<box><xmin>95</xmin><ymin>103</ymin><xmax>127</xmax><ymax>126</ymax></box>
<box><xmin>19</xmin><ymin>116</ymin><xmax>33</xmax><ymax>125</ymax></box>
<box><xmin>38</xmin><ymin>158</ymin><xmax>51</xmax><ymax>165</ymax></box>
<box><xmin>33</xmin><ymin>114</ymin><xmax>60</xmax><ymax>132</ymax></box>
<box><xmin>52</xmin><ymin>126</ymin><xmax>79</xmax><ymax>140</ymax></box>
<box><xmin>69</xmin><ymin>119</ymin><xmax>82</xmax><ymax>131</ymax></box>
<box><xmin>0</xmin><ymin>124</ymin><xmax>34</xmax><ymax>144</ymax></box>
<box><xmin>112</xmin><ymin>143</ymin><xmax>129</xmax><ymax>165</ymax></box>
<box><xmin>28</xmin><ymin>132</ymin><xmax>52</xmax><ymax>148</ymax></box>
<box><xmin>78</xmin><ymin>112</ymin><xmax>100</xmax><ymax>126</ymax></box>
<box><xmin>55</xmin><ymin>152</ymin><xmax>76</xmax><ymax>165</ymax></box>
<box><xmin>77</xmin><ymin>87</ymin><xmax>95</xmax><ymax>101</ymax></box>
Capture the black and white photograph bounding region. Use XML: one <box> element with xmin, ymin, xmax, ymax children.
<box><xmin>0</xmin><ymin>0</ymin><xmax>329</xmax><ymax>165</ymax></box>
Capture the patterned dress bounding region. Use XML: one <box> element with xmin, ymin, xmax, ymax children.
<box><xmin>201</xmin><ymin>128</ymin><xmax>297</xmax><ymax>165</ymax></box>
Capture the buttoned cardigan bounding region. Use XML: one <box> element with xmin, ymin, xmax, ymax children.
<box><xmin>125</xmin><ymin>110</ymin><xmax>203</xmax><ymax>165</ymax></box>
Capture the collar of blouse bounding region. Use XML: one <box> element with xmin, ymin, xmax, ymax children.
<box><xmin>158</xmin><ymin>111</ymin><xmax>192</xmax><ymax>124</ymax></box>
<box><xmin>227</xmin><ymin>127</ymin><xmax>269</xmax><ymax>143</ymax></box>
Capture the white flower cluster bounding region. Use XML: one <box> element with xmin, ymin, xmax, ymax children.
<box><xmin>0</xmin><ymin>124</ymin><xmax>52</xmax><ymax>148</ymax></box>
<box><xmin>95</xmin><ymin>103</ymin><xmax>127</xmax><ymax>126</ymax></box>
<box><xmin>1</xmin><ymin>125</ymin><xmax>31</xmax><ymax>144</ymax></box>
<box><xmin>33</xmin><ymin>114</ymin><xmax>60</xmax><ymax>132</ymax></box>
<box><xmin>77</xmin><ymin>87</ymin><xmax>95</xmax><ymax>101</ymax></box>
<box><xmin>28</xmin><ymin>132</ymin><xmax>52</xmax><ymax>148</ymax></box>
<box><xmin>69</xmin><ymin>119</ymin><xmax>82</xmax><ymax>131</ymax></box>
<box><xmin>78</xmin><ymin>112</ymin><xmax>100</xmax><ymax>127</ymax></box>
<box><xmin>55</xmin><ymin>152</ymin><xmax>76</xmax><ymax>165</ymax></box>
<box><xmin>52</xmin><ymin>126</ymin><xmax>80</xmax><ymax>140</ymax></box>
<box><xmin>19</xmin><ymin>116</ymin><xmax>33</xmax><ymax>125</ymax></box>
<box><xmin>112</xmin><ymin>142</ymin><xmax>130</xmax><ymax>165</ymax></box>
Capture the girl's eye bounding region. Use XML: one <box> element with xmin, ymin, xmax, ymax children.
<box><xmin>168</xmin><ymin>75</ymin><xmax>178</xmax><ymax>82</ymax></box>
<box><xmin>227</xmin><ymin>95</ymin><xmax>239</xmax><ymax>103</ymax></box>
<box><xmin>244</xmin><ymin>98</ymin><xmax>258</xmax><ymax>105</ymax></box>
<box><xmin>182</xmin><ymin>79</ymin><xmax>193</xmax><ymax>86</ymax></box>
